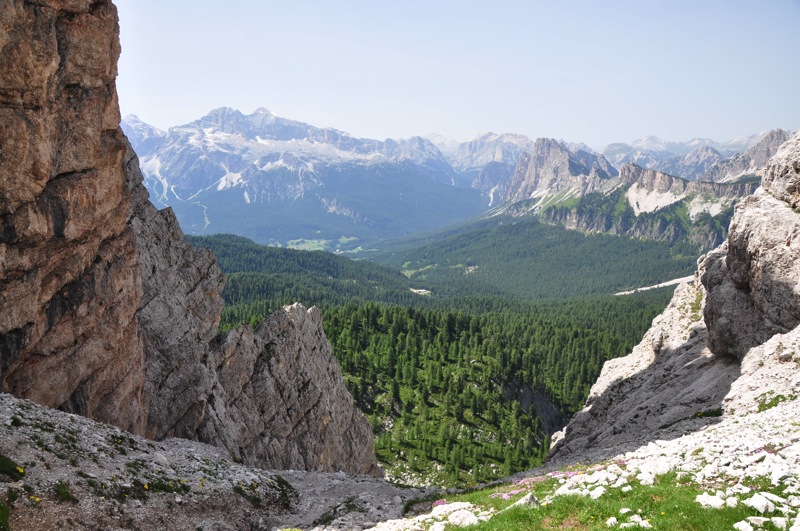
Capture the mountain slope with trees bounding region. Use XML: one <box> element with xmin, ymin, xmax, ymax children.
<box><xmin>191</xmin><ymin>233</ymin><xmax>674</xmax><ymax>485</ymax></box>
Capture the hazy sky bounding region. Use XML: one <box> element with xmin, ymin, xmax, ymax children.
<box><xmin>115</xmin><ymin>0</ymin><xmax>800</xmax><ymax>148</ymax></box>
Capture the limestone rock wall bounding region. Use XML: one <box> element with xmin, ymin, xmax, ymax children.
<box><xmin>0</xmin><ymin>0</ymin><xmax>146</xmax><ymax>433</ymax></box>
<box><xmin>504</xmin><ymin>138</ymin><xmax>618</xmax><ymax>204</ymax></box>
<box><xmin>201</xmin><ymin>304</ymin><xmax>380</xmax><ymax>476</ymax></box>
<box><xmin>703</xmin><ymin>133</ymin><xmax>800</xmax><ymax>360</ymax></box>
<box><xmin>0</xmin><ymin>0</ymin><xmax>378</xmax><ymax>477</ymax></box>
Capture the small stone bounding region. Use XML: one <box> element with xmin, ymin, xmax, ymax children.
<box><xmin>637</xmin><ymin>472</ymin><xmax>655</xmax><ymax>486</ymax></box>
<box><xmin>392</xmin><ymin>495</ymin><xmax>402</xmax><ymax>506</ymax></box>
<box><xmin>696</xmin><ymin>493</ymin><xmax>725</xmax><ymax>509</ymax></box>
<box><xmin>448</xmin><ymin>509</ymin><xmax>479</xmax><ymax>526</ymax></box>
<box><xmin>152</xmin><ymin>452</ymin><xmax>170</xmax><ymax>468</ymax></box>
<box><xmin>733</xmin><ymin>522</ymin><xmax>754</xmax><ymax>531</ymax></box>
<box><xmin>745</xmin><ymin>493</ymin><xmax>776</xmax><ymax>513</ymax></box>
<box><xmin>621</xmin><ymin>485</ymin><xmax>633</xmax><ymax>493</ymax></box>
<box><xmin>590</xmin><ymin>486</ymin><xmax>607</xmax><ymax>500</ymax></box>
<box><xmin>761</xmin><ymin>492</ymin><xmax>787</xmax><ymax>504</ymax></box>
<box><xmin>726</xmin><ymin>497</ymin><xmax>739</xmax><ymax>508</ymax></box>
<box><xmin>772</xmin><ymin>517</ymin><xmax>788</xmax><ymax>530</ymax></box>
<box><xmin>620</xmin><ymin>508</ymin><xmax>632</xmax><ymax>515</ymax></box>
<box><xmin>510</xmin><ymin>492</ymin><xmax>539</xmax><ymax>509</ymax></box>
<box><xmin>606</xmin><ymin>516</ymin><xmax>619</xmax><ymax>527</ymax></box>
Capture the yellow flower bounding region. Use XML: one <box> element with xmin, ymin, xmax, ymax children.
<box><xmin>143</xmin><ymin>484</ymin><xmax>149</xmax><ymax>490</ymax></box>
<box><xmin>16</xmin><ymin>466</ymin><xmax>24</xmax><ymax>474</ymax></box>
<box><xmin>34</xmin><ymin>497</ymin><xmax>41</xmax><ymax>503</ymax></box>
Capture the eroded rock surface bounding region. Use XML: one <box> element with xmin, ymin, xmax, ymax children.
<box><xmin>551</xmin><ymin>131</ymin><xmax>800</xmax><ymax>464</ymax></box>
<box><xmin>0</xmin><ymin>0</ymin><xmax>146</xmax><ymax>434</ymax></box>
<box><xmin>0</xmin><ymin>393</ymin><xmax>411</xmax><ymax>530</ymax></box>
<box><xmin>1</xmin><ymin>0</ymin><xmax>378</xmax><ymax>477</ymax></box>
<box><xmin>504</xmin><ymin>138</ymin><xmax>618</xmax><ymax>204</ymax></box>
<box><xmin>201</xmin><ymin>303</ymin><xmax>380</xmax><ymax>476</ymax></box>
<box><xmin>703</xmin><ymin>133</ymin><xmax>800</xmax><ymax>360</ymax></box>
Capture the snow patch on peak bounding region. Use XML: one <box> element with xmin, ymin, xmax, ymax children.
<box><xmin>216</xmin><ymin>172</ymin><xmax>244</xmax><ymax>191</ymax></box>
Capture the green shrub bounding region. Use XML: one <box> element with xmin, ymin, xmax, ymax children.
<box><xmin>0</xmin><ymin>456</ymin><xmax>24</xmax><ymax>481</ymax></box>
<box><xmin>54</xmin><ymin>481</ymin><xmax>78</xmax><ymax>503</ymax></box>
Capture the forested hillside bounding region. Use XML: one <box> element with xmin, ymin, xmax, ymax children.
<box><xmin>189</xmin><ymin>233</ymin><xmax>674</xmax><ymax>485</ymax></box>
<box><xmin>369</xmin><ymin>216</ymin><xmax>697</xmax><ymax>299</ymax></box>
<box><xmin>324</xmin><ymin>296</ymin><xmax>668</xmax><ymax>485</ymax></box>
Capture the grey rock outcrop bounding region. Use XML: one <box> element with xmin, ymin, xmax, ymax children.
<box><xmin>702</xmin><ymin>132</ymin><xmax>800</xmax><ymax>360</ymax></box>
<box><xmin>703</xmin><ymin>129</ymin><xmax>794</xmax><ymax>183</ymax></box>
<box><xmin>549</xmin><ymin>282</ymin><xmax>741</xmax><ymax>461</ymax></box>
<box><xmin>0</xmin><ymin>0</ymin><xmax>378</xmax><ymax>477</ymax></box>
<box><xmin>762</xmin><ymin>133</ymin><xmax>800</xmax><ymax>209</ymax></box>
<box><xmin>125</xmin><ymin>142</ymin><xmax>380</xmax><ymax>475</ymax></box>
<box><xmin>619</xmin><ymin>164</ymin><xmax>758</xmax><ymax>198</ymax></box>
<box><xmin>201</xmin><ymin>303</ymin><xmax>380</xmax><ymax>475</ymax></box>
<box><xmin>550</xmin><ymin>131</ymin><xmax>800</xmax><ymax>463</ymax></box>
<box><xmin>0</xmin><ymin>392</ymin><xmax>415</xmax><ymax>529</ymax></box>
<box><xmin>504</xmin><ymin>138</ymin><xmax>618</xmax><ymax>205</ymax></box>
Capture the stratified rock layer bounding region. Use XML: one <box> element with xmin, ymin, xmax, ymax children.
<box><xmin>0</xmin><ymin>0</ymin><xmax>378</xmax><ymax>477</ymax></box>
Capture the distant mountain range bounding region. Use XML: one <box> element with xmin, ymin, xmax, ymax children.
<box><xmin>122</xmin><ymin>109</ymin><xmax>485</xmax><ymax>251</ymax></box>
<box><xmin>123</xmin><ymin>109</ymin><xmax>793</xmax><ymax>252</ymax></box>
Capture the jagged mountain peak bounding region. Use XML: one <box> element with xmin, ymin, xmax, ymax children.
<box><xmin>503</xmin><ymin>137</ymin><xmax>618</xmax><ymax>206</ymax></box>
<box><xmin>439</xmin><ymin>131</ymin><xmax>535</xmax><ymax>173</ymax></box>
<box><xmin>703</xmin><ymin>127</ymin><xmax>795</xmax><ymax>182</ymax></box>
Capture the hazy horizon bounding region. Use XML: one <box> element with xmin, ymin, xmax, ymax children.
<box><xmin>115</xmin><ymin>0</ymin><xmax>800</xmax><ymax>148</ymax></box>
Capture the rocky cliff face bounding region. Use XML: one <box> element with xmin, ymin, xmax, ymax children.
<box><xmin>551</xmin><ymin>131</ymin><xmax>800</xmax><ymax>463</ymax></box>
<box><xmin>0</xmin><ymin>0</ymin><xmax>378</xmax><ymax>477</ymax></box>
<box><xmin>504</xmin><ymin>138</ymin><xmax>618</xmax><ymax>205</ymax></box>
<box><xmin>619</xmin><ymin>164</ymin><xmax>757</xmax><ymax>216</ymax></box>
<box><xmin>702</xmin><ymin>134</ymin><xmax>800</xmax><ymax>360</ymax></box>
<box><xmin>471</xmin><ymin>161</ymin><xmax>516</xmax><ymax>206</ymax></box>
<box><xmin>539</xmin><ymin>164</ymin><xmax>756</xmax><ymax>252</ymax></box>
<box><xmin>703</xmin><ymin>128</ymin><xmax>793</xmax><ymax>183</ymax></box>
<box><xmin>0</xmin><ymin>0</ymin><xmax>146</xmax><ymax>434</ymax></box>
